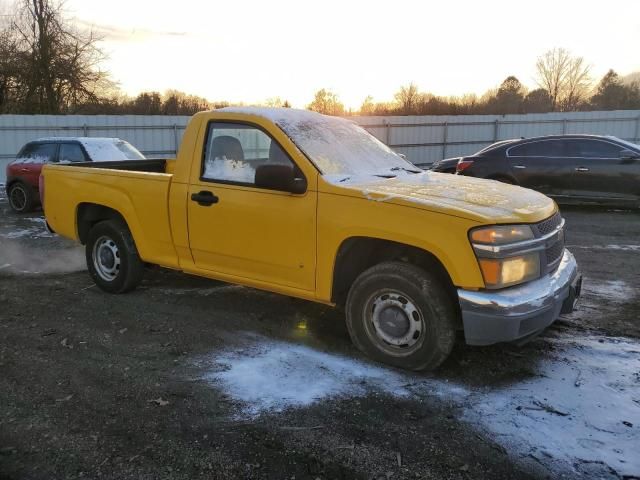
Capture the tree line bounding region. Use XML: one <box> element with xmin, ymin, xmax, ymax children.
<box><xmin>1</xmin><ymin>1</ymin><xmax>639</xmax><ymax>117</ymax></box>
<box><xmin>346</xmin><ymin>54</ymin><xmax>640</xmax><ymax>117</ymax></box>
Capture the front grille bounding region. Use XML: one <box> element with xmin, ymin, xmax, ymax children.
<box><xmin>546</xmin><ymin>239</ymin><xmax>564</xmax><ymax>266</ymax></box>
<box><xmin>535</xmin><ymin>212</ymin><xmax>562</xmax><ymax>236</ymax></box>
<box><xmin>534</xmin><ymin>212</ymin><xmax>565</xmax><ymax>273</ymax></box>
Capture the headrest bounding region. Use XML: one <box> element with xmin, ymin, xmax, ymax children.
<box><xmin>211</xmin><ymin>135</ymin><xmax>244</xmax><ymax>161</ymax></box>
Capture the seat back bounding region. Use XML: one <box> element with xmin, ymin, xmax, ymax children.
<box><xmin>211</xmin><ymin>135</ymin><xmax>245</xmax><ymax>161</ymax></box>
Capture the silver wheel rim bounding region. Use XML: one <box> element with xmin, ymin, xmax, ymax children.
<box><xmin>92</xmin><ymin>236</ymin><xmax>121</xmax><ymax>282</ymax></box>
<box><xmin>363</xmin><ymin>289</ymin><xmax>425</xmax><ymax>356</ymax></box>
<box><xmin>9</xmin><ymin>185</ymin><xmax>27</xmax><ymax>211</ymax></box>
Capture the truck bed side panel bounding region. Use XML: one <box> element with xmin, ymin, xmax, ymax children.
<box><xmin>43</xmin><ymin>167</ymin><xmax>179</xmax><ymax>269</ymax></box>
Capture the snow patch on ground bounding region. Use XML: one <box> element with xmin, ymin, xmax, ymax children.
<box><xmin>466</xmin><ymin>335</ymin><xmax>640</xmax><ymax>478</ymax></box>
<box><xmin>203</xmin><ymin>333</ymin><xmax>640</xmax><ymax>477</ymax></box>
<box><xmin>582</xmin><ymin>279</ymin><xmax>635</xmax><ymax>303</ymax></box>
<box><xmin>204</xmin><ymin>340</ymin><xmax>412</xmax><ymax>416</ymax></box>
<box><xmin>202</xmin><ymin>338</ymin><xmax>460</xmax><ymax>417</ymax></box>
<box><xmin>0</xmin><ymin>217</ymin><xmax>53</xmax><ymax>239</ymax></box>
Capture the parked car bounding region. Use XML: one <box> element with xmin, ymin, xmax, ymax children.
<box><xmin>435</xmin><ymin>135</ymin><xmax>640</xmax><ymax>207</ymax></box>
<box><xmin>5</xmin><ymin>137</ymin><xmax>146</xmax><ymax>213</ymax></box>
<box><xmin>41</xmin><ymin>108</ymin><xmax>580</xmax><ymax>371</ymax></box>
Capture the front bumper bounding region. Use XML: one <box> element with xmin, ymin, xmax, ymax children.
<box><xmin>458</xmin><ymin>250</ymin><xmax>581</xmax><ymax>346</ymax></box>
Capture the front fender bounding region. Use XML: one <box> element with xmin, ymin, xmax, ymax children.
<box><xmin>315</xmin><ymin>192</ymin><xmax>485</xmax><ymax>302</ymax></box>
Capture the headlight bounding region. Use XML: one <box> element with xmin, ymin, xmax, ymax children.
<box><xmin>478</xmin><ymin>253</ymin><xmax>540</xmax><ymax>288</ymax></box>
<box><xmin>470</xmin><ymin>224</ymin><xmax>542</xmax><ymax>289</ymax></box>
<box><xmin>470</xmin><ymin>225</ymin><xmax>534</xmax><ymax>245</ymax></box>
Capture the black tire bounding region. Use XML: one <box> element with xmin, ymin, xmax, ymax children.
<box><xmin>345</xmin><ymin>261</ymin><xmax>457</xmax><ymax>371</ymax></box>
<box><xmin>85</xmin><ymin>219</ymin><xmax>144</xmax><ymax>294</ymax></box>
<box><xmin>7</xmin><ymin>182</ymin><xmax>36</xmax><ymax>213</ymax></box>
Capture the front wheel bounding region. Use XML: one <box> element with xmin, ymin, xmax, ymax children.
<box><xmin>345</xmin><ymin>262</ymin><xmax>457</xmax><ymax>371</ymax></box>
<box><xmin>86</xmin><ymin>219</ymin><xmax>144</xmax><ymax>293</ymax></box>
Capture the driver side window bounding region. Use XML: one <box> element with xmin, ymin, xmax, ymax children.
<box><xmin>201</xmin><ymin>122</ymin><xmax>294</xmax><ymax>185</ymax></box>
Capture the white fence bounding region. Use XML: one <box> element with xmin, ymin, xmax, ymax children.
<box><xmin>1</xmin><ymin>109</ymin><xmax>639</xmax><ymax>183</ymax></box>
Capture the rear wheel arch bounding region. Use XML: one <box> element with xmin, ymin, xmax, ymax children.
<box><xmin>330</xmin><ymin>237</ymin><xmax>460</xmax><ymax>318</ymax></box>
<box><xmin>77</xmin><ymin>203</ymin><xmax>129</xmax><ymax>245</ymax></box>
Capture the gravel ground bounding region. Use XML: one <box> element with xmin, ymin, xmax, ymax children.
<box><xmin>0</xmin><ymin>194</ymin><xmax>639</xmax><ymax>480</ymax></box>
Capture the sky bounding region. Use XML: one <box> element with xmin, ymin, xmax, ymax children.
<box><xmin>45</xmin><ymin>0</ymin><xmax>640</xmax><ymax>108</ymax></box>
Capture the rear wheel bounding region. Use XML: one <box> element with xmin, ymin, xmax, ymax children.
<box><xmin>345</xmin><ymin>261</ymin><xmax>457</xmax><ymax>371</ymax></box>
<box><xmin>86</xmin><ymin>219</ymin><xmax>144</xmax><ymax>293</ymax></box>
<box><xmin>7</xmin><ymin>182</ymin><xmax>36</xmax><ymax>213</ymax></box>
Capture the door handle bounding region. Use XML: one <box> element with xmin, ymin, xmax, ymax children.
<box><xmin>191</xmin><ymin>190</ymin><xmax>219</xmax><ymax>206</ymax></box>
<box><xmin>513</xmin><ymin>165</ymin><xmax>526</xmax><ymax>169</ymax></box>
<box><xmin>20</xmin><ymin>168</ymin><xmax>29</xmax><ymax>172</ymax></box>
<box><xmin>575</xmin><ymin>167</ymin><xmax>589</xmax><ymax>172</ymax></box>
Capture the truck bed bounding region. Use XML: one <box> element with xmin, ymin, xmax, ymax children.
<box><xmin>42</xmin><ymin>160</ymin><xmax>178</xmax><ymax>269</ymax></box>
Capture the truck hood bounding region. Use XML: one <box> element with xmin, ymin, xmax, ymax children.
<box><xmin>327</xmin><ymin>172</ymin><xmax>556</xmax><ymax>224</ymax></box>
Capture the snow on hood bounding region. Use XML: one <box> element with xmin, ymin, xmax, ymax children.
<box><xmin>331</xmin><ymin>171</ymin><xmax>556</xmax><ymax>223</ymax></box>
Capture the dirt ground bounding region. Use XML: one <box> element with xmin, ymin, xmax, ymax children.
<box><xmin>0</xmin><ymin>193</ymin><xmax>639</xmax><ymax>480</ymax></box>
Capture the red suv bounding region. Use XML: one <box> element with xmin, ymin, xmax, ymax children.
<box><xmin>5</xmin><ymin>138</ymin><xmax>145</xmax><ymax>213</ymax></box>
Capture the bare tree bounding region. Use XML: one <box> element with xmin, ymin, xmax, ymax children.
<box><xmin>359</xmin><ymin>95</ymin><xmax>375</xmax><ymax>115</ymax></box>
<box><xmin>535</xmin><ymin>48</ymin><xmax>591</xmax><ymax>111</ymax></box>
<box><xmin>0</xmin><ymin>25</ymin><xmax>20</xmax><ymax>111</ymax></box>
<box><xmin>307</xmin><ymin>88</ymin><xmax>345</xmax><ymax>115</ymax></box>
<box><xmin>394</xmin><ymin>82</ymin><xmax>420</xmax><ymax>114</ymax></box>
<box><xmin>3</xmin><ymin>0</ymin><xmax>111</xmax><ymax>113</ymax></box>
<box><xmin>561</xmin><ymin>55</ymin><xmax>591</xmax><ymax>110</ymax></box>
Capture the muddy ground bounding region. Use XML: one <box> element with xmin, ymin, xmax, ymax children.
<box><xmin>0</xmin><ymin>193</ymin><xmax>639</xmax><ymax>480</ymax></box>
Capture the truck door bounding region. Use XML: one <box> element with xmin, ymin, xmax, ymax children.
<box><xmin>187</xmin><ymin>121</ymin><xmax>317</xmax><ymax>292</ymax></box>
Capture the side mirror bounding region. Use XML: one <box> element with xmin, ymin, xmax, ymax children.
<box><xmin>620</xmin><ymin>149</ymin><xmax>639</xmax><ymax>162</ymax></box>
<box><xmin>255</xmin><ymin>164</ymin><xmax>307</xmax><ymax>194</ymax></box>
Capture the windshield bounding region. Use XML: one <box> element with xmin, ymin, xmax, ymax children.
<box><xmin>275</xmin><ymin>115</ymin><xmax>418</xmax><ymax>178</ymax></box>
<box><xmin>477</xmin><ymin>139</ymin><xmax>516</xmax><ymax>154</ymax></box>
<box><xmin>114</xmin><ymin>140</ymin><xmax>145</xmax><ymax>160</ymax></box>
<box><xmin>609</xmin><ymin>136</ymin><xmax>640</xmax><ymax>151</ymax></box>
<box><xmin>79</xmin><ymin>139</ymin><xmax>145</xmax><ymax>161</ymax></box>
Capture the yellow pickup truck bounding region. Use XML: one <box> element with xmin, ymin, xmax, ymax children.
<box><xmin>42</xmin><ymin>107</ymin><xmax>581</xmax><ymax>370</ymax></box>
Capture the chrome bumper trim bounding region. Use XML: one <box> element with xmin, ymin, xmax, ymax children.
<box><xmin>458</xmin><ymin>250</ymin><xmax>580</xmax><ymax>346</ymax></box>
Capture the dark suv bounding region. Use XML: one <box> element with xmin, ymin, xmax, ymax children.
<box><xmin>432</xmin><ymin>135</ymin><xmax>640</xmax><ymax>207</ymax></box>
